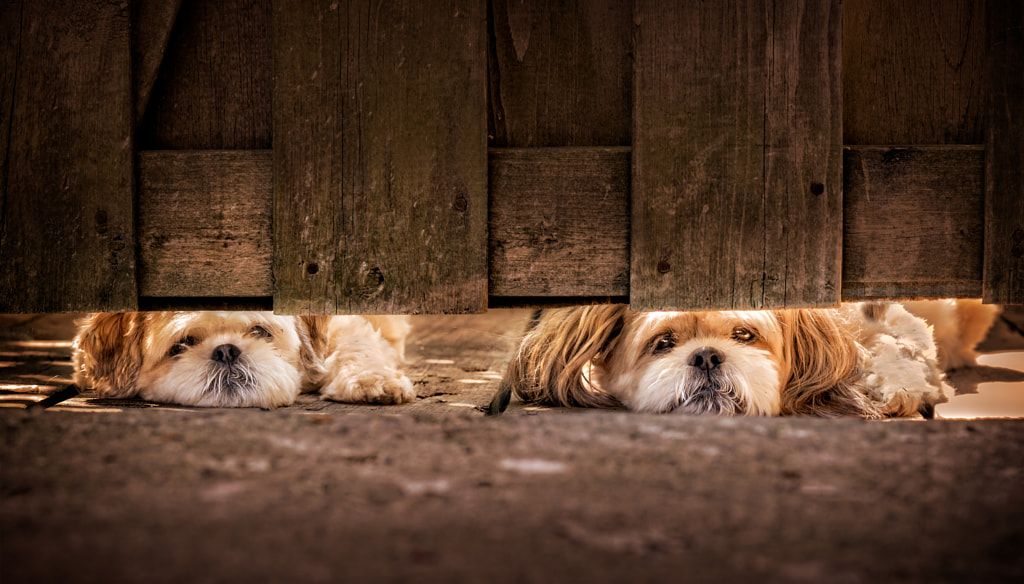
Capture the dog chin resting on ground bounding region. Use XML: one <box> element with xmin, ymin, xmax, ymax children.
<box><xmin>72</xmin><ymin>312</ymin><xmax>414</xmax><ymax>408</ymax></box>
<box><xmin>492</xmin><ymin>301</ymin><xmax>998</xmax><ymax>419</ymax></box>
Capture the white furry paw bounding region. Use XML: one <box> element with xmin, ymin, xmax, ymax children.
<box><xmin>321</xmin><ymin>371</ymin><xmax>416</xmax><ymax>405</ymax></box>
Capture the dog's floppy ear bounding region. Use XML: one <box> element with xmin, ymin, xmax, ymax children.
<box><xmin>499</xmin><ymin>305</ymin><xmax>627</xmax><ymax>410</ymax></box>
<box><xmin>776</xmin><ymin>308</ymin><xmax>883</xmax><ymax>418</ymax></box>
<box><xmin>297</xmin><ymin>315</ymin><xmax>331</xmax><ymax>391</ymax></box>
<box><xmin>71</xmin><ymin>312</ymin><xmax>148</xmax><ymax>398</ymax></box>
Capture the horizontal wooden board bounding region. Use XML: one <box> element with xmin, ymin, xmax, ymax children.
<box><xmin>137</xmin><ymin>150</ymin><xmax>273</xmax><ymax>297</ymax></box>
<box><xmin>489</xmin><ymin>148</ymin><xmax>630</xmax><ymax>297</ymax></box>
<box><xmin>133</xmin><ymin>146</ymin><xmax>989</xmax><ymax>307</ymax></box>
<box><xmin>842</xmin><ymin>145</ymin><xmax>985</xmax><ymax>300</ymax></box>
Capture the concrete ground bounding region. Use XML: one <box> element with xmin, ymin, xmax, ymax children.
<box><xmin>2</xmin><ymin>308</ymin><xmax>1024</xmax><ymax>583</ymax></box>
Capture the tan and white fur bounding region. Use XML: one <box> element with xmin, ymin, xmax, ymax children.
<box><xmin>498</xmin><ymin>302</ymin><xmax>959</xmax><ymax>418</ymax></box>
<box><xmin>72</xmin><ymin>312</ymin><xmax>414</xmax><ymax>408</ymax></box>
<box><xmin>903</xmin><ymin>299</ymin><xmax>1001</xmax><ymax>370</ymax></box>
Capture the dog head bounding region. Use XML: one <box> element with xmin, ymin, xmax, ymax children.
<box><xmin>503</xmin><ymin>305</ymin><xmax>905</xmax><ymax>417</ymax></box>
<box><xmin>72</xmin><ymin>312</ymin><xmax>329</xmax><ymax>408</ymax></box>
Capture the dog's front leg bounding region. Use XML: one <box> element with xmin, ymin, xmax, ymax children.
<box><xmin>318</xmin><ymin>317</ymin><xmax>416</xmax><ymax>405</ymax></box>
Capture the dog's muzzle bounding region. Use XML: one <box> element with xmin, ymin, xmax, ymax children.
<box><xmin>674</xmin><ymin>347</ymin><xmax>740</xmax><ymax>415</ymax></box>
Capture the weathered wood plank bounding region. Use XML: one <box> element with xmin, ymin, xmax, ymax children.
<box><xmin>133</xmin><ymin>145</ymin><xmax>988</xmax><ymax>306</ymax></box>
<box><xmin>843</xmin><ymin>0</ymin><xmax>986</xmax><ymax>145</ymax></box>
<box><xmin>488</xmin><ymin>148</ymin><xmax>630</xmax><ymax>297</ymax></box>
<box><xmin>137</xmin><ymin>151</ymin><xmax>273</xmax><ymax>298</ymax></box>
<box><xmin>764</xmin><ymin>0</ymin><xmax>842</xmax><ymax>307</ymax></box>
<box><xmin>632</xmin><ymin>0</ymin><xmax>766</xmax><ymax>311</ymax></box>
<box><xmin>132</xmin><ymin>0</ymin><xmax>183</xmax><ymax>127</ymax></box>
<box><xmin>139</xmin><ymin>0</ymin><xmax>272</xmax><ymax>149</ymax></box>
<box><xmin>273</xmin><ymin>0</ymin><xmax>487</xmax><ymax>314</ymax></box>
<box><xmin>632</xmin><ymin>0</ymin><xmax>840</xmax><ymax>311</ymax></box>
<box><xmin>984</xmin><ymin>0</ymin><xmax>1024</xmax><ymax>305</ymax></box>
<box><xmin>487</xmin><ymin>0</ymin><xmax>631</xmax><ymax>147</ymax></box>
<box><xmin>0</xmin><ymin>0</ymin><xmax>136</xmax><ymax>313</ymax></box>
<box><xmin>843</xmin><ymin>146</ymin><xmax>984</xmax><ymax>300</ymax></box>
<box><xmin>0</xmin><ymin>2</ymin><xmax>16</xmax><ymax>217</ymax></box>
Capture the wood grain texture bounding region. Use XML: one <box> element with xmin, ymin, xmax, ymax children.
<box><xmin>487</xmin><ymin>0</ymin><xmax>631</xmax><ymax>147</ymax></box>
<box><xmin>132</xmin><ymin>0</ymin><xmax>183</xmax><ymax>126</ymax></box>
<box><xmin>488</xmin><ymin>148</ymin><xmax>629</xmax><ymax>296</ymax></box>
<box><xmin>632</xmin><ymin>0</ymin><xmax>841</xmax><ymax>311</ymax></box>
<box><xmin>273</xmin><ymin>0</ymin><xmax>487</xmax><ymax>314</ymax></box>
<box><xmin>764</xmin><ymin>0</ymin><xmax>842</xmax><ymax>307</ymax></box>
<box><xmin>139</xmin><ymin>0</ymin><xmax>272</xmax><ymax>149</ymax></box>
<box><xmin>843</xmin><ymin>0</ymin><xmax>986</xmax><ymax>145</ymax></box>
<box><xmin>0</xmin><ymin>0</ymin><xmax>136</xmax><ymax>313</ymax></box>
<box><xmin>843</xmin><ymin>146</ymin><xmax>984</xmax><ymax>300</ymax></box>
<box><xmin>632</xmin><ymin>0</ymin><xmax>766</xmax><ymax>311</ymax></box>
<box><xmin>131</xmin><ymin>146</ymin><xmax>988</xmax><ymax>306</ymax></box>
<box><xmin>137</xmin><ymin>151</ymin><xmax>273</xmax><ymax>298</ymax></box>
<box><xmin>984</xmin><ymin>0</ymin><xmax>1024</xmax><ymax>305</ymax></box>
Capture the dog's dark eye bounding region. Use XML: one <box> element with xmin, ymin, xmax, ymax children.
<box><xmin>169</xmin><ymin>336</ymin><xmax>198</xmax><ymax>357</ymax></box>
<box><xmin>249</xmin><ymin>325</ymin><xmax>272</xmax><ymax>340</ymax></box>
<box><xmin>732</xmin><ymin>327</ymin><xmax>755</xmax><ymax>342</ymax></box>
<box><xmin>652</xmin><ymin>333</ymin><xmax>676</xmax><ymax>355</ymax></box>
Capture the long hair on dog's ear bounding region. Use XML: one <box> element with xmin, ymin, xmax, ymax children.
<box><xmin>776</xmin><ymin>309</ymin><xmax>883</xmax><ymax>418</ymax></box>
<box><xmin>72</xmin><ymin>312</ymin><xmax>148</xmax><ymax>398</ymax></box>
<box><xmin>297</xmin><ymin>315</ymin><xmax>331</xmax><ymax>391</ymax></box>
<box><xmin>502</xmin><ymin>305</ymin><xmax>628</xmax><ymax>409</ymax></box>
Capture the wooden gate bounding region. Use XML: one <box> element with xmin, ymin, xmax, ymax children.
<box><xmin>1</xmin><ymin>0</ymin><xmax>1021</xmax><ymax>313</ymax></box>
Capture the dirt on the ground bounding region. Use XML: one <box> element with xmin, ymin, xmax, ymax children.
<box><xmin>2</xmin><ymin>308</ymin><xmax>1023</xmax><ymax>583</ymax></box>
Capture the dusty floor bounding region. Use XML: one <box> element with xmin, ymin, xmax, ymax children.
<box><xmin>2</xmin><ymin>308</ymin><xmax>1024</xmax><ymax>583</ymax></box>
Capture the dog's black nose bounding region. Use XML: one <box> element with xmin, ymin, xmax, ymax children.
<box><xmin>212</xmin><ymin>344</ymin><xmax>241</xmax><ymax>365</ymax></box>
<box><xmin>688</xmin><ymin>347</ymin><xmax>723</xmax><ymax>371</ymax></box>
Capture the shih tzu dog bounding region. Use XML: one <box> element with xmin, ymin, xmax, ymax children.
<box><xmin>71</xmin><ymin>312</ymin><xmax>415</xmax><ymax>408</ymax></box>
<box><xmin>490</xmin><ymin>302</ymin><xmax>983</xmax><ymax>419</ymax></box>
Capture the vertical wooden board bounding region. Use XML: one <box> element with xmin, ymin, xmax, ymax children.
<box><xmin>138</xmin><ymin>151</ymin><xmax>273</xmax><ymax>298</ymax></box>
<box><xmin>984</xmin><ymin>0</ymin><xmax>1024</xmax><ymax>304</ymax></box>
<box><xmin>273</xmin><ymin>0</ymin><xmax>487</xmax><ymax>314</ymax></box>
<box><xmin>0</xmin><ymin>3</ymin><xmax>16</xmax><ymax>210</ymax></box>
<box><xmin>843</xmin><ymin>0</ymin><xmax>986</xmax><ymax>145</ymax></box>
<box><xmin>0</xmin><ymin>0</ymin><xmax>135</xmax><ymax>312</ymax></box>
<box><xmin>632</xmin><ymin>0</ymin><xmax>768</xmax><ymax>310</ymax></box>
<box><xmin>132</xmin><ymin>0</ymin><xmax>183</xmax><ymax>127</ymax></box>
<box><xmin>140</xmin><ymin>0</ymin><xmax>272</xmax><ymax>149</ymax></box>
<box><xmin>488</xmin><ymin>0</ymin><xmax>632</xmax><ymax>147</ymax></box>
<box><xmin>763</xmin><ymin>0</ymin><xmax>842</xmax><ymax>307</ymax></box>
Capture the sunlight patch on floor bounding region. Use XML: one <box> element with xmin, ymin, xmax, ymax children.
<box><xmin>936</xmin><ymin>351</ymin><xmax>1024</xmax><ymax>419</ymax></box>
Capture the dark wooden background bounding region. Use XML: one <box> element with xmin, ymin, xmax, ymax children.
<box><xmin>1</xmin><ymin>0</ymin><xmax>1021</xmax><ymax>313</ymax></box>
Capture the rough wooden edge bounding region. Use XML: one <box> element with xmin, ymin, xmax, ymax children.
<box><xmin>132</xmin><ymin>0</ymin><xmax>183</xmax><ymax>126</ymax></box>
